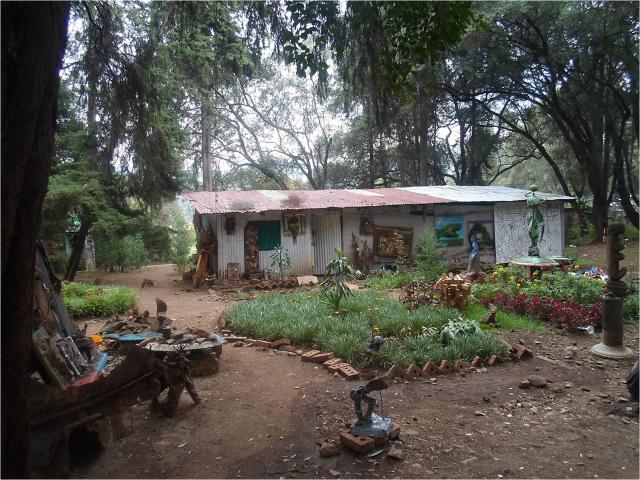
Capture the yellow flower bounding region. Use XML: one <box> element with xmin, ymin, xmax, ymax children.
<box><xmin>335</xmin><ymin>311</ymin><xmax>340</xmax><ymax>314</ymax></box>
<box><xmin>509</xmin><ymin>276</ymin><xmax>515</xmax><ymax>282</ymax></box>
<box><xmin>493</xmin><ymin>272</ymin><xmax>498</xmax><ymax>276</ymax></box>
<box><xmin>516</xmin><ymin>283</ymin><xmax>521</xmax><ymax>288</ymax></box>
<box><xmin>373</xmin><ymin>307</ymin><xmax>379</xmax><ymax>311</ymax></box>
<box><xmin>574</xmin><ymin>264</ymin><xmax>580</xmax><ymax>269</ymax></box>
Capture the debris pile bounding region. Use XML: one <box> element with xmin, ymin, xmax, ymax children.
<box><xmin>434</xmin><ymin>273</ymin><xmax>472</xmax><ymax>309</ymax></box>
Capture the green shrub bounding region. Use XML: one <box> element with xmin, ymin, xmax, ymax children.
<box><xmin>170</xmin><ymin>210</ymin><xmax>195</xmax><ymax>273</ymax></box>
<box><xmin>624</xmin><ymin>223</ymin><xmax>639</xmax><ymax>241</ymax></box>
<box><xmin>414</xmin><ymin>229</ymin><xmax>447</xmax><ymax>283</ymax></box>
<box><xmin>95</xmin><ymin>234</ymin><xmax>149</xmax><ymax>270</ymax></box>
<box><xmin>364</xmin><ymin>270</ymin><xmax>416</xmax><ymax>289</ymax></box>
<box><xmin>226</xmin><ymin>290</ymin><xmax>507</xmax><ymax>368</ymax></box>
<box><xmin>62</xmin><ymin>282</ymin><xmax>136</xmax><ymax>317</ymax></box>
<box><xmin>50</xmin><ymin>250</ymin><xmax>70</xmax><ymax>274</ymax></box>
<box><xmin>624</xmin><ymin>291</ymin><xmax>639</xmax><ymax>322</ymax></box>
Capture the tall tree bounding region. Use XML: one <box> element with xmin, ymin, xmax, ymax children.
<box><xmin>1</xmin><ymin>3</ymin><xmax>70</xmax><ymax>477</ymax></box>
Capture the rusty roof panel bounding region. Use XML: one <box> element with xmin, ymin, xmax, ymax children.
<box><xmin>181</xmin><ymin>188</ymin><xmax>450</xmax><ymax>214</ymax></box>
<box><xmin>182</xmin><ymin>186</ymin><xmax>572</xmax><ymax>215</ymax></box>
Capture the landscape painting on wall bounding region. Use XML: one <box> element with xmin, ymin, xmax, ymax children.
<box><xmin>435</xmin><ymin>216</ymin><xmax>464</xmax><ymax>247</ymax></box>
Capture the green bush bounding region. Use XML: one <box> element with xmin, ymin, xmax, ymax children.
<box><xmin>226</xmin><ymin>290</ymin><xmax>508</xmax><ymax>368</ymax></box>
<box><xmin>624</xmin><ymin>291</ymin><xmax>639</xmax><ymax>322</ymax></box>
<box><xmin>62</xmin><ymin>282</ymin><xmax>136</xmax><ymax>317</ymax></box>
<box><xmin>624</xmin><ymin>223</ymin><xmax>639</xmax><ymax>241</ymax></box>
<box><xmin>414</xmin><ymin>229</ymin><xmax>447</xmax><ymax>283</ymax></box>
<box><xmin>364</xmin><ymin>270</ymin><xmax>417</xmax><ymax>289</ymax></box>
<box><xmin>50</xmin><ymin>250</ymin><xmax>70</xmax><ymax>274</ymax></box>
<box><xmin>95</xmin><ymin>234</ymin><xmax>149</xmax><ymax>270</ymax></box>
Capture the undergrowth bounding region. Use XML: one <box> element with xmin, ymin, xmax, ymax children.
<box><xmin>225</xmin><ymin>290</ymin><xmax>507</xmax><ymax>369</ymax></box>
<box><xmin>62</xmin><ymin>282</ymin><xmax>137</xmax><ymax>317</ymax></box>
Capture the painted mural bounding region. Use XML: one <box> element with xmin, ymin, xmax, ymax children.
<box><xmin>435</xmin><ymin>216</ymin><xmax>464</xmax><ymax>247</ymax></box>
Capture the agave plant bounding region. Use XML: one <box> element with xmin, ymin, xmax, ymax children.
<box><xmin>270</xmin><ymin>245</ymin><xmax>292</xmax><ymax>281</ymax></box>
<box><xmin>320</xmin><ymin>248</ymin><xmax>354</xmax><ymax>311</ymax></box>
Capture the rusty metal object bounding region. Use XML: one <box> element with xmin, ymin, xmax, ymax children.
<box><xmin>592</xmin><ymin>223</ymin><xmax>634</xmax><ymax>359</ymax></box>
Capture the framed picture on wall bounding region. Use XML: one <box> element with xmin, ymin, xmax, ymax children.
<box><xmin>467</xmin><ymin>220</ymin><xmax>495</xmax><ymax>249</ymax></box>
<box><xmin>435</xmin><ymin>216</ymin><xmax>464</xmax><ymax>247</ymax></box>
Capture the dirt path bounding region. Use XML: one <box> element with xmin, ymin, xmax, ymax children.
<box><xmin>72</xmin><ymin>265</ymin><xmax>639</xmax><ymax>479</ymax></box>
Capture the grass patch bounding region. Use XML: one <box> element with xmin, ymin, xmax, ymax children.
<box><xmin>62</xmin><ymin>282</ymin><xmax>137</xmax><ymax>317</ymax></box>
<box><xmin>226</xmin><ymin>290</ymin><xmax>507</xmax><ymax>369</ymax></box>
<box><xmin>465</xmin><ymin>303</ymin><xmax>545</xmax><ymax>332</ymax></box>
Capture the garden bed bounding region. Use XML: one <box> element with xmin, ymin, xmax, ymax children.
<box><xmin>225</xmin><ymin>290</ymin><xmax>507</xmax><ymax>369</ymax></box>
<box><xmin>62</xmin><ymin>282</ymin><xmax>137</xmax><ymax>317</ymax></box>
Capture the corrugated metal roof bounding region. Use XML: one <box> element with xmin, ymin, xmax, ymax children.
<box><xmin>182</xmin><ymin>186</ymin><xmax>573</xmax><ymax>215</ymax></box>
<box><xmin>401</xmin><ymin>186</ymin><xmax>574</xmax><ymax>203</ymax></box>
<box><xmin>181</xmin><ymin>188</ymin><xmax>450</xmax><ymax>214</ymax></box>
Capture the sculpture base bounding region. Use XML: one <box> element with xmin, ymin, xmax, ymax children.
<box><xmin>591</xmin><ymin>343</ymin><xmax>634</xmax><ymax>359</ymax></box>
<box><xmin>350</xmin><ymin>412</ymin><xmax>393</xmax><ymax>438</ymax></box>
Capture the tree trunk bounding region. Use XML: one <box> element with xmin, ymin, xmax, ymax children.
<box><xmin>201</xmin><ymin>100</ymin><xmax>212</xmax><ymax>191</ymax></box>
<box><xmin>1</xmin><ymin>3</ymin><xmax>70</xmax><ymax>477</ymax></box>
<box><xmin>64</xmin><ymin>219</ymin><xmax>91</xmax><ymax>281</ymax></box>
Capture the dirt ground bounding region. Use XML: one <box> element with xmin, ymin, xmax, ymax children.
<box><xmin>71</xmin><ymin>263</ymin><xmax>639</xmax><ymax>479</ymax></box>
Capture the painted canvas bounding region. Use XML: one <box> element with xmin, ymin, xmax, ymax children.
<box><xmin>467</xmin><ymin>221</ymin><xmax>495</xmax><ymax>249</ymax></box>
<box><xmin>435</xmin><ymin>216</ymin><xmax>464</xmax><ymax>247</ymax></box>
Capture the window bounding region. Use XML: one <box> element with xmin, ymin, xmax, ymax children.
<box><xmin>248</xmin><ymin>221</ymin><xmax>281</xmax><ymax>251</ymax></box>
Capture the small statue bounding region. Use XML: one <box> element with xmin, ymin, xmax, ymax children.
<box><xmin>525</xmin><ymin>186</ymin><xmax>545</xmax><ymax>256</ymax></box>
<box><xmin>349</xmin><ymin>378</ymin><xmax>393</xmax><ymax>437</ymax></box>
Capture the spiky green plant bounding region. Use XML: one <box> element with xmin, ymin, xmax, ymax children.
<box><xmin>320</xmin><ymin>248</ymin><xmax>354</xmax><ymax>310</ymax></box>
<box><xmin>270</xmin><ymin>244</ymin><xmax>293</xmax><ymax>281</ymax></box>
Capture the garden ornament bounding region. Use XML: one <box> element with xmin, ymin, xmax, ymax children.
<box><xmin>592</xmin><ymin>223</ymin><xmax>634</xmax><ymax>359</ymax></box>
<box><xmin>349</xmin><ymin>378</ymin><xmax>393</xmax><ymax>438</ymax></box>
<box><xmin>525</xmin><ymin>186</ymin><xmax>545</xmax><ymax>256</ymax></box>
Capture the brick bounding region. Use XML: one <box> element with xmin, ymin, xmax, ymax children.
<box><xmin>358</xmin><ymin>370</ymin><xmax>378</xmax><ymax>380</ymax></box>
<box><xmin>339</xmin><ymin>432</ymin><xmax>375</xmax><ymax>453</ymax></box>
<box><xmin>405</xmin><ymin>364</ymin><xmax>424</xmax><ymax>379</ymax></box>
<box><xmin>245</xmin><ymin>338</ymin><xmax>257</xmax><ymax>344</ymax></box>
<box><xmin>386</xmin><ymin>364</ymin><xmax>407</xmax><ymax>379</ymax></box>
<box><xmin>454</xmin><ymin>360</ymin><xmax>469</xmax><ymax>371</ymax></box>
<box><xmin>470</xmin><ymin>356</ymin><xmax>484</xmax><ymax>368</ymax></box>
<box><xmin>422</xmin><ymin>361</ymin><xmax>437</xmax><ymax>376</ymax></box>
<box><xmin>323</xmin><ymin>358</ymin><xmax>343</xmax><ymax>369</ymax></box>
<box><xmin>278</xmin><ymin>344</ymin><xmax>296</xmax><ymax>352</ymax></box>
<box><xmin>301</xmin><ymin>350</ymin><xmax>321</xmax><ymax>361</ymax></box>
<box><xmin>225</xmin><ymin>336</ymin><xmax>246</xmax><ymax>342</ymax></box>
<box><xmin>270</xmin><ymin>338</ymin><xmax>291</xmax><ymax>349</ymax></box>
<box><xmin>487</xmin><ymin>354</ymin><xmax>501</xmax><ymax>366</ymax></box>
<box><xmin>511</xmin><ymin>343</ymin><xmax>533</xmax><ymax>359</ymax></box>
<box><xmin>328</xmin><ymin>362</ymin><xmax>350</xmax><ymax>373</ymax></box>
<box><xmin>373</xmin><ymin>435</ymin><xmax>388</xmax><ymax>446</ymax></box>
<box><xmin>250</xmin><ymin>339</ymin><xmax>271</xmax><ymax>348</ymax></box>
<box><xmin>437</xmin><ymin>360</ymin><xmax>453</xmax><ymax>374</ymax></box>
<box><xmin>308</xmin><ymin>352</ymin><xmax>335</xmax><ymax>363</ymax></box>
<box><xmin>338</xmin><ymin>365</ymin><xmax>360</xmax><ymax>380</ymax></box>
<box><xmin>389</xmin><ymin>423</ymin><xmax>401</xmax><ymax>440</ymax></box>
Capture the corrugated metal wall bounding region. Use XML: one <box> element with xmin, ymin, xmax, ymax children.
<box><xmin>206</xmin><ymin>211</ymin><xmax>314</xmax><ymax>277</ymax></box>
<box><xmin>311</xmin><ymin>211</ymin><xmax>342</xmax><ymax>275</ymax></box>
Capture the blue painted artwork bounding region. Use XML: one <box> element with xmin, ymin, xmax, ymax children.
<box><xmin>435</xmin><ymin>216</ymin><xmax>464</xmax><ymax>247</ymax></box>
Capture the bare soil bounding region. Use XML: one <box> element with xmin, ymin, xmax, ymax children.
<box><xmin>72</xmin><ymin>264</ymin><xmax>639</xmax><ymax>479</ymax></box>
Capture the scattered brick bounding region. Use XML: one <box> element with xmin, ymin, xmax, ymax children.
<box><xmin>278</xmin><ymin>344</ymin><xmax>296</xmax><ymax>352</ymax></box>
<box><xmin>422</xmin><ymin>361</ymin><xmax>437</xmax><ymax>376</ymax></box>
<box><xmin>319</xmin><ymin>442</ymin><xmax>341</xmax><ymax>457</ymax></box>
<box><xmin>389</xmin><ymin>423</ymin><xmax>401</xmax><ymax>440</ymax></box>
<box><xmin>437</xmin><ymin>360</ymin><xmax>453</xmax><ymax>374</ymax></box>
<box><xmin>250</xmin><ymin>339</ymin><xmax>271</xmax><ymax>348</ymax></box>
<box><xmin>511</xmin><ymin>343</ymin><xmax>533</xmax><ymax>359</ymax></box>
<box><xmin>373</xmin><ymin>435</ymin><xmax>388</xmax><ymax>446</ymax></box>
<box><xmin>454</xmin><ymin>360</ymin><xmax>469</xmax><ymax>371</ymax></box>
<box><xmin>301</xmin><ymin>350</ymin><xmax>321</xmax><ymax>362</ymax></box>
<box><xmin>358</xmin><ymin>370</ymin><xmax>379</xmax><ymax>380</ymax></box>
<box><xmin>328</xmin><ymin>362</ymin><xmax>350</xmax><ymax>373</ymax></box>
<box><xmin>405</xmin><ymin>364</ymin><xmax>424</xmax><ymax>379</ymax></box>
<box><xmin>225</xmin><ymin>336</ymin><xmax>246</xmax><ymax>343</ymax></box>
<box><xmin>294</xmin><ymin>349</ymin><xmax>304</xmax><ymax>355</ymax></box>
<box><xmin>270</xmin><ymin>338</ymin><xmax>291</xmax><ymax>349</ymax></box>
<box><xmin>339</xmin><ymin>432</ymin><xmax>375</xmax><ymax>454</ymax></box>
<box><xmin>338</xmin><ymin>365</ymin><xmax>360</xmax><ymax>380</ymax></box>
<box><xmin>487</xmin><ymin>354</ymin><xmax>502</xmax><ymax>366</ymax></box>
<box><xmin>470</xmin><ymin>356</ymin><xmax>484</xmax><ymax>368</ymax></box>
<box><xmin>323</xmin><ymin>358</ymin><xmax>344</xmax><ymax>369</ymax></box>
<box><xmin>519</xmin><ymin>379</ymin><xmax>531</xmax><ymax>389</ymax></box>
<box><xmin>386</xmin><ymin>364</ymin><xmax>407</xmax><ymax>379</ymax></box>
<box><xmin>308</xmin><ymin>352</ymin><xmax>335</xmax><ymax>363</ymax></box>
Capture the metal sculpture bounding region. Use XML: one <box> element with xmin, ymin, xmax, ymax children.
<box><xmin>399</xmin><ymin>281</ymin><xmax>438</xmax><ymax>310</ymax></box>
<box><xmin>349</xmin><ymin>378</ymin><xmax>393</xmax><ymax>437</ymax></box>
<box><xmin>525</xmin><ymin>186</ymin><xmax>545</xmax><ymax>256</ymax></box>
<box><xmin>591</xmin><ymin>223</ymin><xmax>634</xmax><ymax>359</ymax></box>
